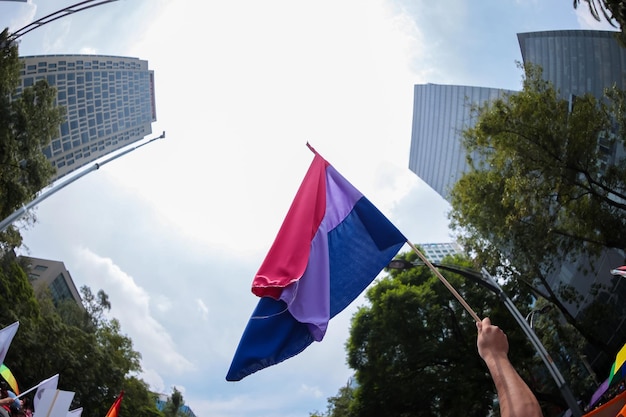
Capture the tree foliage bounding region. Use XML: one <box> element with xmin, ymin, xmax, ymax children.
<box><xmin>122</xmin><ymin>377</ymin><xmax>163</xmax><ymax>417</ymax></box>
<box><xmin>448</xmin><ymin>63</ymin><xmax>626</xmax><ymax>354</ymax></box>
<box><xmin>528</xmin><ymin>298</ymin><xmax>597</xmax><ymax>404</ymax></box>
<box><xmin>162</xmin><ymin>387</ymin><xmax>184</xmax><ymax>417</ymax></box>
<box><xmin>573</xmin><ymin>0</ymin><xmax>626</xmax><ymax>45</ymax></box>
<box><xmin>310</xmin><ymin>382</ymin><xmax>355</xmax><ymax>417</ymax></box>
<box><xmin>344</xmin><ymin>251</ymin><xmax>541</xmax><ymax>417</ymax></box>
<box><xmin>0</xmin><ymin>26</ymin><xmax>167</xmax><ymax>417</ymax></box>
<box><xmin>0</xmin><ymin>254</ymin><xmax>162</xmax><ymax>417</ymax></box>
<box><xmin>310</xmin><ymin>251</ymin><xmax>597</xmax><ymax>417</ymax></box>
<box><xmin>0</xmin><ymin>27</ymin><xmax>65</xmax><ymax>250</ymax></box>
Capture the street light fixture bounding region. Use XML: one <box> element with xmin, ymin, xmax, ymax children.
<box><xmin>388</xmin><ymin>259</ymin><xmax>583</xmax><ymax>417</ymax></box>
<box><xmin>525</xmin><ymin>305</ymin><xmax>554</xmax><ymax>329</ymax></box>
<box><xmin>387</xmin><ymin>259</ymin><xmax>500</xmax><ymax>293</ymax></box>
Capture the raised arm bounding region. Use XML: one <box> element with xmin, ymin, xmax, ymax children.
<box><xmin>477</xmin><ymin>317</ymin><xmax>543</xmax><ymax>417</ymax></box>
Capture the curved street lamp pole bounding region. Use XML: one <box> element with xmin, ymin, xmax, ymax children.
<box><xmin>525</xmin><ymin>305</ymin><xmax>554</xmax><ymax>329</ymax></box>
<box><xmin>388</xmin><ymin>259</ymin><xmax>583</xmax><ymax>417</ymax></box>
<box><xmin>0</xmin><ymin>131</ymin><xmax>165</xmax><ymax>233</ymax></box>
<box><xmin>8</xmin><ymin>0</ymin><xmax>120</xmax><ymax>41</ymax></box>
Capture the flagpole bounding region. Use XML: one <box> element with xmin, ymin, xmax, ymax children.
<box><xmin>406</xmin><ymin>240</ymin><xmax>482</xmax><ymax>323</ymax></box>
<box><xmin>44</xmin><ymin>390</ymin><xmax>60</xmax><ymax>417</ymax></box>
<box><xmin>16</xmin><ymin>374</ymin><xmax>58</xmax><ymax>399</ymax></box>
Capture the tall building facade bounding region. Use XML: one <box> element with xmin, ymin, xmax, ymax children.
<box><xmin>408</xmin><ymin>30</ymin><xmax>626</xmax><ymax>371</ymax></box>
<box><xmin>518</xmin><ymin>30</ymin><xmax>626</xmax><ymax>100</ymax></box>
<box><xmin>20</xmin><ymin>256</ymin><xmax>82</xmax><ymax>306</ymax></box>
<box><xmin>17</xmin><ymin>55</ymin><xmax>157</xmax><ymax>182</ymax></box>
<box><xmin>517</xmin><ymin>30</ymin><xmax>626</xmax><ymax>169</ymax></box>
<box><xmin>409</xmin><ymin>84</ymin><xmax>511</xmax><ymax>200</ymax></box>
<box><xmin>418</xmin><ymin>242</ymin><xmax>463</xmax><ymax>264</ymax></box>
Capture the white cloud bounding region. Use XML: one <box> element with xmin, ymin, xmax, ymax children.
<box><xmin>42</xmin><ymin>18</ymin><xmax>71</xmax><ymax>53</ymax></box>
<box><xmin>152</xmin><ymin>294</ymin><xmax>173</xmax><ymax>314</ymax></box>
<box><xmin>70</xmin><ymin>247</ymin><xmax>195</xmax><ymax>374</ymax></box>
<box><xmin>0</xmin><ymin>1</ymin><xmax>36</xmax><ymax>33</ymax></box>
<box><xmin>196</xmin><ymin>299</ymin><xmax>209</xmax><ymax>321</ymax></box>
<box><xmin>574</xmin><ymin>5</ymin><xmax>620</xmax><ymax>30</ymax></box>
<box><xmin>78</xmin><ymin>46</ymin><xmax>97</xmax><ymax>55</ymax></box>
<box><xmin>5</xmin><ymin>1</ymin><xmax>598</xmax><ymax>416</ymax></box>
<box><xmin>139</xmin><ymin>368</ymin><xmax>165</xmax><ymax>394</ymax></box>
<box><xmin>298</xmin><ymin>384</ymin><xmax>324</xmax><ymax>399</ymax></box>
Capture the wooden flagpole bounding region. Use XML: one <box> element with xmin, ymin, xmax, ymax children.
<box><xmin>44</xmin><ymin>390</ymin><xmax>60</xmax><ymax>417</ymax></box>
<box><xmin>406</xmin><ymin>240</ymin><xmax>482</xmax><ymax>323</ymax></box>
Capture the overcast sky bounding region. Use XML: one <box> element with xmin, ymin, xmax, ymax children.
<box><xmin>0</xmin><ymin>1</ymin><xmax>617</xmax><ymax>417</ymax></box>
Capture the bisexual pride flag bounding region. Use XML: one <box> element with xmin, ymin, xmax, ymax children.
<box><xmin>226</xmin><ymin>145</ymin><xmax>406</xmax><ymax>381</ymax></box>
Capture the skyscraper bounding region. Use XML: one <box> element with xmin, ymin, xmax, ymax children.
<box><xmin>408</xmin><ymin>30</ymin><xmax>626</xmax><ymax>371</ymax></box>
<box><xmin>518</xmin><ymin>30</ymin><xmax>626</xmax><ymax>100</ymax></box>
<box><xmin>17</xmin><ymin>54</ymin><xmax>156</xmax><ymax>182</ymax></box>
<box><xmin>409</xmin><ymin>83</ymin><xmax>511</xmax><ymax>200</ymax></box>
<box><xmin>410</xmin><ymin>30</ymin><xmax>626</xmax><ymax>201</ymax></box>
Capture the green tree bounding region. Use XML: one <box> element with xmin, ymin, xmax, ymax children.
<box><xmin>344</xmin><ymin>251</ymin><xmax>542</xmax><ymax>417</ymax></box>
<box><xmin>448</xmin><ymin>63</ymin><xmax>626</xmax><ymax>354</ymax></box>
<box><xmin>121</xmin><ymin>377</ymin><xmax>164</xmax><ymax>417</ymax></box>
<box><xmin>527</xmin><ymin>298</ymin><xmax>597</xmax><ymax>404</ymax></box>
<box><xmin>163</xmin><ymin>387</ymin><xmax>184</xmax><ymax>417</ymax></box>
<box><xmin>80</xmin><ymin>285</ymin><xmax>112</xmax><ymax>330</ymax></box>
<box><xmin>573</xmin><ymin>1</ymin><xmax>626</xmax><ymax>45</ymax></box>
<box><xmin>0</xmin><ymin>255</ymin><xmax>152</xmax><ymax>417</ymax></box>
<box><xmin>310</xmin><ymin>381</ymin><xmax>355</xmax><ymax>417</ymax></box>
<box><xmin>0</xmin><ymin>27</ymin><xmax>65</xmax><ymax>250</ymax></box>
<box><xmin>72</xmin><ymin>318</ymin><xmax>142</xmax><ymax>417</ymax></box>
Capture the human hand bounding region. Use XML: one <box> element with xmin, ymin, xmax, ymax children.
<box><xmin>477</xmin><ymin>317</ymin><xmax>509</xmax><ymax>362</ymax></box>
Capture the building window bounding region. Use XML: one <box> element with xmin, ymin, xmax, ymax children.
<box><xmin>50</xmin><ymin>274</ymin><xmax>74</xmax><ymax>304</ymax></box>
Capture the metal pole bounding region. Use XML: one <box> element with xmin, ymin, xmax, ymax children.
<box><xmin>0</xmin><ymin>131</ymin><xmax>165</xmax><ymax>233</ymax></box>
<box><xmin>480</xmin><ymin>268</ymin><xmax>583</xmax><ymax>417</ymax></box>
<box><xmin>8</xmin><ymin>0</ymin><xmax>120</xmax><ymax>41</ymax></box>
<box><xmin>389</xmin><ymin>260</ymin><xmax>583</xmax><ymax>416</ymax></box>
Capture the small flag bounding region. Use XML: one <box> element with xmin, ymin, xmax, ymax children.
<box><xmin>104</xmin><ymin>391</ymin><xmax>124</xmax><ymax>417</ymax></box>
<box><xmin>33</xmin><ymin>390</ymin><xmax>74</xmax><ymax>417</ymax></box>
<box><xmin>0</xmin><ymin>364</ymin><xmax>18</xmax><ymax>394</ymax></box>
<box><xmin>611</xmin><ymin>266</ymin><xmax>626</xmax><ymax>277</ymax></box>
<box><xmin>0</xmin><ymin>322</ymin><xmax>19</xmax><ymax>366</ymax></box>
<box><xmin>33</xmin><ymin>374</ymin><xmax>59</xmax><ymax>411</ymax></box>
<box><xmin>226</xmin><ymin>145</ymin><xmax>406</xmax><ymax>381</ymax></box>
<box><xmin>588</xmin><ymin>378</ymin><xmax>609</xmax><ymax>408</ymax></box>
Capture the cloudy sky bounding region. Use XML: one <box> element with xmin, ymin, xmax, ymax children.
<box><xmin>0</xmin><ymin>1</ymin><xmax>617</xmax><ymax>416</ymax></box>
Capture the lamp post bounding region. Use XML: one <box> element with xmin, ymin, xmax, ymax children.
<box><xmin>525</xmin><ymin>305</ymin><xmax>554</xmax><ymax>329</ymax></box>
<box><xmin>0</xmin><ymin>131</ymin><xmax>165</xmax><ymax>233</ymax></box>
<box><xmin>525</xmin><ymin>304</ymin><xmax>599</xmax><ymax>385</ymax></box>
<box><xmin>388</xmin><ymin>259</ymin><xmax>583</xmax><ymax>417</ymax></box>
<box><xmin>8</xmin><ymin>0</ymin><xmax>120</xmax><ymax>41</ymax></box>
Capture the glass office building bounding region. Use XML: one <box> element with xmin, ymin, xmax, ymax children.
<box><xmin>418</xmin><ymin>242</ymin><xmax>463</xmax><ymax>264</ymax></box>
<box><xmin>518</xmin><ymin>30</ymin><xmax>626</xmax><ymax>168</ymax></box>
<box><xmin>17</xmin><ymin>55</ymin><xmax>157</xmax><ymax>182</ymax></box>
<box><xmin>410</xmin><ymin>30</ymin><xmax>626</xmax><ymax>201</ymax></box>
<box><xmin>518</xmin><ymin>30</ymin><xmax>626</xmax><ymax>100</ymax></box>
<box><xmin>409</xmin><ymin>84</ymin><xmax>511</xmax><ymax>200</ymax></box>
<box><xmin>408</xmin><ymin>30</ymin><xmax>626</xmax><ymax>371</ymax></box>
